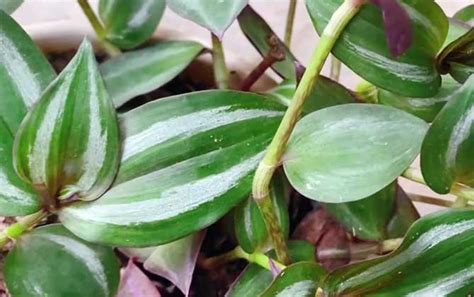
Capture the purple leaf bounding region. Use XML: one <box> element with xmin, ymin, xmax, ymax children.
<box><xmin>269</xmin><ymin>259</ymin><xmax>283</xmax><ymax>278</ymax></box>
<box><xmin>121</xmin><ymin>232</ymin><xmax>205</xmax><ymax>297</ymax></box>
<box><xmin>371</xmin><ymin>0</ymin><xmax>413</xmax><ymax>57</ymax></box>
<box><xmin>117</xmin><ymin>260</ymin><xmax>161</xmax><ymax>297</ymax></box>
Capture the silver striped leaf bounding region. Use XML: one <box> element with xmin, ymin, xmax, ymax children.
<box><xmin>13</xmin><ymin>40</ymin><xmax>120</xmax><ymax>202</ymax></box>
<box><xmin>323</xmin><ymin>209</ymin><xmax>474</xmax><ymax>295</ymax></box>
<box><xmin>4</xmin><ymin>224</ymin><xmax>120</xmax><ymax>297</ymax></box>
<box><xmin>0</xmin><ymin>11</ymin><xmax>56</xmax><ymax>215</ymax></box>
<box><xmin>59</xmin><ymin>90</ymin><xmax>284</xmax><ymax>247</ymax></box>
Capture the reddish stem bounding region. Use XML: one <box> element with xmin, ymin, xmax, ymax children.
<box><xmin>240</xmin><ymin>35</ymin><xmax>285</xmax><ymax>91</ymax></box>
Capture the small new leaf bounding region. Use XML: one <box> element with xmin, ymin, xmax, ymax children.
<box><xmin>14</xmin><ymin>40</ymin><xmax>120</xmax><ymax>201</ymax></box>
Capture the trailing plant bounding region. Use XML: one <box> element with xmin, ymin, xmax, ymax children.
<box><xmin>0</xmin><ymin>0</ymin><xmax>473</xmax><ymax>296</ymax></box>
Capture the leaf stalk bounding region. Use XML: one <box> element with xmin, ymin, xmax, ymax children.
<box><xmin>402</xmin><ymin>167</ymin><xmax>474</xmax><ymax>202</ymax></box>
<box><xmin>0</xmin><ymin>210</ymin><xmax>49</xmax><ymax>249</ymax></box>
<box><xmin>284</xmin><ymin>0</ymin><xmax>298</xmax><ymax>47</ymax></box>
<box><xmin>202</xmin><ymin>245</ymin><xmax>286</xmax><ymax>271</ymax></box>
<box><xmin>77</xmin><ymin>0</ymin><xmax>121</xmax><ymax>57</ymax></box>
<box><xmin>211</xmin><ymin>33</ymin><xmax>230</xmax><ymax>89</ymax></box>
<box><xmin>252</xmin><ymin>0</ymin><xmax>363</xmax><ymax>265</ymax></box>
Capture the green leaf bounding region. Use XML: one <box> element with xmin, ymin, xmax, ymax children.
<box><xmin>306</xmin><ymin>0</ymin><xmax>448</xmax><ymax>97</ymax></box>
<box><xmin>323</xmin><ymin>182</ymin><xmax>396</xmax><ymax>241</ymax></box>
<box><xmin>0</xmin><ymin>119</ymin><xmax>41</xmax><ymax>216</ymax></box>
<box><xmin>421</xmin><ymin>75</ymin><xmax>474</xmax><ymax>194</ymax></box>
<box><xmin>166</xmin><ymin>0</ymin><xmax>248</xmax><ymax>38</ymax></box>
<box><xmin>267</xmin><ymin>77</ymin><xmax>355</xmax><ymax>114</ymax></box>
<box><xmin>0</xmin><ymin>0</ymin><xmax>23</xmax><ymax>14</ymax></box>
<box><xmin>283</xmin><ymin>104</ymin><xmax>428</xmax><ymax>203</ymax></box>
<box><xmin>100</xmin><ymin>41</ymin><xmax>204</xmax><ymax>107</ymax></box>
<box><xmin>99</xmin><ymin>0</ymin><xmax>166</xmax><ymax>49</ymax></box>
<box><xmin>450</xmin><ymin>60</ymin><xmax>474</xmax><ymax>83</ymax></box>
<box><xmin>14</xmin><ymin>40</ymin><xmax>120</xmax><ymax>201</ymax></box>
<box><xmin>234</xmin><ymin>172</ymin><xmax>289</xmax><ymax>253</ymax></box>
<box><xmin>454</xmin><ymin>5</ymin><xmax>474</xmax><ymax>26</ymax></box>
<box><xmin>226</xmin><ymin>241</ymin><xmax>316</xmax><ymax>297</ymax></box>
<box><xmin>261</xmin><ymin>262</ymin><xmax>326</xmax><ymax>297</ymax></box>
<box><xmin>4</xmin><ymin>224</ymin><xmax>120</xmax><ymax>297</ymax></box>
<box><xmin>0</xmin><ymin>12</ymin><xmax>56</xmax><ymax>215</ymax></box>
<box><xmin>121</xmin><ymin>232</ymin><xmax>204</xmax><ymax>296</ymax></box>
<box><xmin>0</xmin><ymin>10</ymin><xmax>56</xmax><ymax>133</ymax></box>
<box><xmin>324</xmin><ymin>182</ymin><xmax>419</xmax><ymax>241</ymax></box>
<box><xmin>60</xmin><ymin>90</ymin><xmax>284</xmax><ymax>246</ymax></box>
<box><xmin>385</xmin><ymin>185</ymin><xmax>419</xmax><ymax>238</ymax></box>
<box><xmin>378</xmin><ymin>75</ymin><xmax>461</xmax><ymax>122</ymax></box>
<box><xmin>237</xmin><ymin>5</ymin><xmax>298</xmax><ymax>79</ymax></box>
<box><xmin>322</xmin><ymin>209</ymin><xmax>474</xmax><ymax>295</ymax></box>
<box><xmin>226</xmin><ymin>263</ymin><xmax>273</xmax><ymax>297</ymax></box>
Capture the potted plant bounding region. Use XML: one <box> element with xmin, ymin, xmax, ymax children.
<box><xmin>0</xmin><ymin>0</ymin><xmax>473</xmax><ymax>296</ymax></box>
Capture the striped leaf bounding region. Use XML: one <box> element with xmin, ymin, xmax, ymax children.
<box><xmin>0</xmin><ymin>119</ymin><xmax>41</xmax><ymax>215</ymax></box>
<box><xmin>322</xmin><ymin>209</ymin><xmax>474</xmax><ymax>295</ymax></box>
<box><xmin>60</xmin><ymin>90</ymin><xmax>284</xmax><ymax>247</ymax></box>
<box><xmin>14</xmin><ymin>40</ymin><xmax>120</xmax><ymax>201</ymax></box>
<box><xmin>99</xmin><ymin>0</ymin><xmax>166</xmax><ymax>49</ymax></box>
<box><xmin>0</xmin><ymin>10</ymin><xmax>56</xmax><ymax>133</ymax></box>
<box><xmin>421</xmin><ymin>75</ymin><xmax>474</xmax><ymax>193</ymax></box>
<box><xmin>283</xmin><ymin>104</ymin><xmax>428</xmax><ymax>203</ymax></box>
<box><xmin>4</xmin><ymin>224</ymin><xmax>120</xmax><ymax>297</ymax></box>
<box><xmin>306</xmin><ymin>0</ymin><xmax>448</xmax><ymax>97</ymax></box>
<box><xmin>0</xmin><ymin>11</ymin><xmax>55</xmax><ymax>215</ymax></box>
<box><xmin>166</xmin><ymin>0</ymin><xmax>248</xmax><ymax>38</ymax></box>
<box><xmin>100</xmin><ymin>41</ymin><xmax>204</xmax><ymax>108</ymax></box>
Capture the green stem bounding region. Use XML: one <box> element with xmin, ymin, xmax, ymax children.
<box><xmin>355</xmin><ymin>80</ymin><xmax>379</xmax><ymax>103</ymax></box>
<box><xmin>402</xmin><ymin>167</ymin><xmax>474</xmax><ymax>202</ymax></box>
<box><xmin>211</xmin><ymin>33</ymin><xmax>230</xmax><ymax>89</ymax></box>
<box><xmin>284</xmin><ymin>0</ymin><xmax>298</xmax><ymax>47</ymax></box>
<box><xmin>329</xmin><ymin>56</ymin><xmax>341</xmax><ymax>81</ymax></box>
<box><xmin>0</xmin><ymin>210</ymin><xmax>48</xmax><ymax>249</ymax></box>
<box><xmin>202</xmin><ymin>246</ymin><xmax>286</xmax><ymax>271</ymax></box>
<box><xmin>77</xmin><ymin>0</ymin><xmax>121</xmax><ymax>57</ymax></box>
<box><xmin>252</xmin><ymin>0</ymin><xmax>363</xmax><ymax>265</ymax></box>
